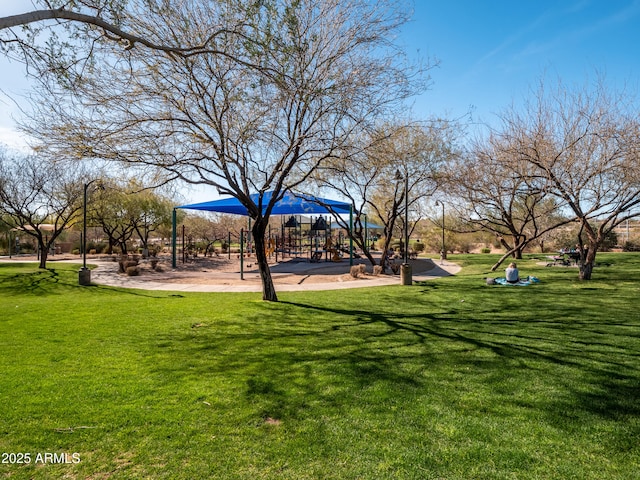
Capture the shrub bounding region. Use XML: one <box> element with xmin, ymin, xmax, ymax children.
<box><xmin>125</xmin><ymin>266</ymin><xmax>140</xmax><ymax>276</ymax></box>
<box><xmin>350</xmin><ymin>265</ymin><xmax>361</xmax><ymax>278</ymax></box>
<box><xmin>622</xmin><ymin>240</ymin><xmax>640</xmax><ymax>252</ymax></box>
<box><xmin>481</xmin><ymin>247</ymin><xmax>491</xmax><ymax>254</ymax></box>
<box><xmin>18</xmin><ymin>243</ymin><xmax>34</xmax><ymax>254</ymax></box>
<box><xmin>118</xmin><ymin>256</ymin><xmax>139</xmax><ymax>273</ymax></box>
<box><xmin>373</xmin><ymin>265</ymin><xmax>383</xmax><ymax>276</ymax></box>
<box><xmin>86</xmin><ymin>242</ymin><xmax>107</xmax><ymax>254</ymax></box>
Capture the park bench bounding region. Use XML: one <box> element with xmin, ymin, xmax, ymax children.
<box><xmin>546</xmin><ymin>255</ymin><xmax>570</xmax><ymax>267</ymax></box>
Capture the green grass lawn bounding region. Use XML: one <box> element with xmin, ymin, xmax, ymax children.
<box><xmin>1</xmin><ymin>254</ymin><xmax>639</xmax><ymax>479</ymax></box>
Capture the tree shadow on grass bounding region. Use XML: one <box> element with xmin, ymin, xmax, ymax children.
<box><xmin>0</xmin><ymin>268</ymin><xmax>61</xmax><ymax>296</ymax></box>
<box><xmin>147</xmin><ymin>296</ymin><xmax>640</xmax><ymax>448</ymax></box>
<box><xmin>285</xmin><ymin>300</ymin><xmax>640</xmax><ymax>425</ymax></box>
<box><xmin>0</xmin><ymin>263</ymin><xmax>180</xmax><ymax>299</ymax></box>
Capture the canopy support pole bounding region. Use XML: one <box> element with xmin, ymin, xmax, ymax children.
<box><xmin>240</xmin><ymin>228</ymin><xmax>244</xmax><ymax>280</ymax></box>
<box><xmin>171</xmin><ymin>208</ymin><xmax>177</xmax><ymax>268</ymax></box>
<box><xmin>349</xmin><ymin>205</ymin><xmax>354</xmax><ymax>266</ymax></box>
<box><xmin>364</xmin><ymin>214</ymin><xmax>368</xmax><ymax>252</ymax></box>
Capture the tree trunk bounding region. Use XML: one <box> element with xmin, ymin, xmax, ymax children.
<box><xmin>578</xmin><ymin>261</ymin><xmax>593</xmax><ymax>280</ymax></box>
<box><xmin>576</xmin><ymin>227</ymin><xmax>597</xmax><ymax>280</ymax></box>
<box><xmin>490</xmin><ymin>242</ymin><xmax>526</xmax><ymax>272</ymax></box>
<box><xmin>490</xmin><ymin>250</ymin><xmax>514</xmax><ymax>272</ymax></box>
<box><xmin>496</xmin><ymin>234</ymin><xmax>511</xmax><ymax>252</ymax></box>
<box><xmin>377</xmin><ymin>222</ymin><xmax>398</xmax><ymax>273</ymax></box>
<box><xmin>252</xmin><ymin>218</ymin><xmax>278</xmax><ymax>302</ymax></box>
<box><xmin>578</xmin><ymin>244</ymin><xmax>597</xmax><ymax>280</ymax></box>
<box><xmin>350</xmin><ymin>230</ymin><xmax>377</xmax><ymax>267</ymax></box>
<box><xmin>38</xmin><ymin>241</ymin><xmax>48</xmax><ymax>269</ymax></box>
<box><xmin>363</xmin><ymin>248</ymin><xmax>377</xmax><ymax>268</ymax></box>
<box><xmin>495</xmin><ymin>234</ymin><xmax>523</xmax><ymax>259</ymax></box>
<box><xmin>378</xmin><ymin>236</ymin><xmax>394</xmax><ymax>272</ymax></box>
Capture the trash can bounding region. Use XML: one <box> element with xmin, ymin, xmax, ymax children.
<box><xmin>78</xmin><ymin>267</ymin><xmax>91</xmax><ymax>286</ymax></box>
<box><xmin>400</xmin><ymin>263</ymin><xmax>412</xmax><ymax>285</ymax></box>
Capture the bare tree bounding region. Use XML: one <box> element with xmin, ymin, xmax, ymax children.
<box><xmin>88</xmin><ymin>179</ymin><xmax>136</xmax><ymax>255</ymax></box>
<box><xmin>0</xmin><ymin>151</ymin><xmax>84</xmax><ymax>268</ymax></box>
<box><xmin>313</xmin><ymin>121</ymin><xmax>454</xmax><ymax>269</ymax></box>
<box><xmin>447</xmin><ymin>132</ymin><xmax>573</xmax><ymax>271</ymax></box>
<box><xmin>21</xmin><ymin>0</ymin><xmax>427</xmax><ymax>301</ymax></box>
<box><xmin>182</xmin><ymin>213</ymin><xmax>239</xmax><ymax>257</ymax></box>
<box><xmin>1</xmin><ymin>0</ymin><xmax>249</xmax><ymax>67</ymax></box>
<box><xmin>128</xmin><ymin>184</ymin><xmax>175</xmax><ymax>251</ymax></box>
<box><xmin>495</xmin><ymin>77</ymin><xmax>640</xmax><ymax>279</ymax></box>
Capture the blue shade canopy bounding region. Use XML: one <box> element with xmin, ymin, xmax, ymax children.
<box><xmin>331</xmin><ymin>220</ymin><xmax>384</xmax><ymax>230</ymax></box>
<box><xmin>177</xmin><ymin>191</ymin><xmax>351</xmax><ymax>216</ymax></box>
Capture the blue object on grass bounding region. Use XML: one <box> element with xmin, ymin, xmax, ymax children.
<box><xmin>494</xmin><ymin>276</ymin><xmax>540</xmax><ymax>286</ymax></box>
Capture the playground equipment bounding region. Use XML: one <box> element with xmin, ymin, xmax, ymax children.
<box><xmin>277</xmin><ymin>214</ymin><xmax>351</xmax><ymax>262</ymax></box>
<box><xmin>281</xmin><ymin>215</ymin><xmax>302</xmax><ymax>258</ymax></box>
<box><xmin>265</xmin><ymin>237</ymin><xmax>276</xmax><ymax>257</ymax></box>
<box><xmin>309</xmin><ymin>216</ymin><xmax>330</xmax><ymax>262</ymax></box>
<box><xmin>325</xmin><ymin>237</ymin><xmax>342</xmax><ymax>262</ymax></box>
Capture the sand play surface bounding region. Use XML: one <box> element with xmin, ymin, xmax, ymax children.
<box><xmin>110</xmin><ymin>254</ymin><xmax>438</xmax><ymax>286</ymax></box>
<box><xmin>3</xmin><ymin>253</ymin><xmax>455</xmax><ymax>291</ymax></box>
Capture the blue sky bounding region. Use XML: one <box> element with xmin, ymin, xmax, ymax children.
<box><xmin>402</xmin><ymin>1</ymin><xmax>640</xmax><ymax>124</ymax></box>
<box><xmin>1</xmin><ymin>1</ymin><xmax>640</xmax><ymax>199</ymax></box>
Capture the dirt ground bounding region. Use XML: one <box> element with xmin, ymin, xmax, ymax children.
<box><xmin>30</xmin><ymin>252</ymin><xmax>438</xmax><ymax>286</ymax></box>
<box><xmin>129</xmin><ymin>254</ymin><xmax>437</xmax><ymax>286</ymax></box>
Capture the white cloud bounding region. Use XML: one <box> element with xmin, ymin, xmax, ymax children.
<box><xmin>0</xmin><ymin>126</ymin><xmax>30</xmax><ymax>151</ymax></box>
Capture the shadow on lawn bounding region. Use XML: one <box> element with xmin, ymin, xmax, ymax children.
<box><xmin>149</xmin><ymin>295</ymin><xmax>640</xmax><ymax>443</ymax></box>
<box><xmin>320</xmin><ymin>299</ymin><xmax>639</xmax><ymax>426</ymax></box>
<box><xmin>0</xmin><ymin>267</ymin><xmax>61</xmax><ymax>296</ymax></box>
<box><xmin>0</xmin><ymin>263</ymin><xmax>176</xmax><ymax>299</ymax></box>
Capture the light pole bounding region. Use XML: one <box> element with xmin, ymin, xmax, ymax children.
<box><xmin>78</xmin><ymin>180</ymin><xmax>103</xmax><ymax>285</ymax></box>
<box><xmin>435</xmin><ymin>200</ymin><xmax>446</xmax><ymax>264</ymax></box>
<box><xmin>395</xmin><ymin>169</ymin><xmax>412</xmax><ymax>285</ymax></box>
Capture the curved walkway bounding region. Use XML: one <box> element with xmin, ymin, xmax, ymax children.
<box><xmin>88</xmin><ymin>259</ymin><xmax>461</xmax><ymax>293</ymax></box>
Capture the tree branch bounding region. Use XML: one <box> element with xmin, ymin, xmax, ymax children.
<box><xmin>0</xmin><ymin>8</ymin><xmax>229</xmax><ymax>57</ymax></box>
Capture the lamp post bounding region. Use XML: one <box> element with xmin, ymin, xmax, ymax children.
<box><xmin>395</xmin><ymin>169</ymin><xmax>412</xmax><ymax>285</ymax></box>
<box><xmin>78</xmin><ymin>180</ymin><xmax>103</xmax><ymax>285</ymax></box>
<box><xmin>435</xmin><ymin>200</ymin><xmax>446</xmax><ymax>264</ymax></box>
